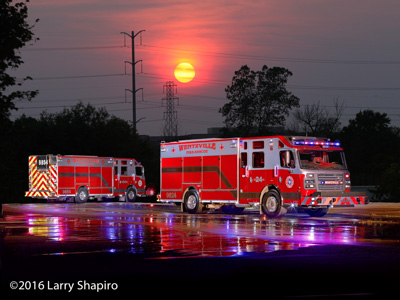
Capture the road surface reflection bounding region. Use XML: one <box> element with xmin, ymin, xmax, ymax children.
<box><xmin>3</xmin><ymin>203</ymin><xmax>399</xmax><ymax>258</ymax></box>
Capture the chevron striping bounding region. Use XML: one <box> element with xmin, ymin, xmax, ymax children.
<box><xmin>26</xmin><ymin>155</ymin><xmax>53</xmax><ymax>198</ymax></box>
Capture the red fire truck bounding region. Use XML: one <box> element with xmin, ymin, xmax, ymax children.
<box><xmin>25</xmin><ymin>154</ymin><xmax>150</xmax><ymax>203</ymax></box>
<box><xmin>159</xmin><ymin>136</ymin><xmax>369</xmax><ymax>217</ymax></box>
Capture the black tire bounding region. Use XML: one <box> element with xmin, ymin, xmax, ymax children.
<box><xmin>126</xmin><ymin>187</ymin><xmax>137</xmax><ymax>202</ymax></box>
<box><xmin>75</xmin><ymin>187</ymin><xmax>89</xmax><ymax>203</ymax></box>
<box><xmin>261</xmin><ymin>190</ymin><xmax>286</xmax><ymax>218</ymax></box>
<box><xmin>184</xmin><ymin>190</ymin><xmax>203</xmax><ymax>214</ymax></box>
<box><xmin>305</xmin><ymin>207</ymin><xmax>329</xmax><ymax>217</ymax></box>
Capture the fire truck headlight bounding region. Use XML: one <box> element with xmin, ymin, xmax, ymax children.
<box><xmin>305</xmin><ymin>175</ymin><xmax>315</xmax><ymax>188</ymax></box>
<box><xmin>345</xmin><ymin>177</ymin><xmax>351</xmax><ymax>189</ymax></box>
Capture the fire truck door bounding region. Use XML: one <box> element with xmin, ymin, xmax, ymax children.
<box><xmin>113</xmin><ymin>164</ymin><xmax>120</xmax><ymax>192</ymax></box>
<box><xmin>239</xmin><ymin>147</ymin><xmax>249</xmax><ymax>201</ymax></box>
<box><xmin>114</xmin><ymin>160</ymin><xmax>131</xmax><ymax>192</ymax></box>
<box><xmin>113</xmin><ymin>162</ymin><xmax>124</xmax><ymax>193</ymax></box>
<box><xmin>135</xmin><ymin>165</ymin><xmax>145</xmax><ymax>187</ymax></box>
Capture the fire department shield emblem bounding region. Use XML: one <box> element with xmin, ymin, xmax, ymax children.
<box><xmin>285</xmin><ymin>176</ymin><xmax>294</xmax><ymax>188</ymax></box>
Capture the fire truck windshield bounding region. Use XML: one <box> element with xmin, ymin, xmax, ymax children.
<box><xmin>298</xmin><ymin>150</ymin><xmax>347</xmax><ymax>170</ymax></box>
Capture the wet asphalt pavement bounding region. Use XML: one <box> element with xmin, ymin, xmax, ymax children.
<box><xmin>1</xmin><ymin>202</ymin><xmax>400</xmax><ymax>298</ymax></box>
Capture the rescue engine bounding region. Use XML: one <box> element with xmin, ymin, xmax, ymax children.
<box><xmin>25</xmin><ymin>155</ymin><xmax>150</xmax><ymax>203</ymax></box>
<box><xmin>159</xmin><ymin>136</ymin><xmax>369</xmax><ymax>217</ymax></box>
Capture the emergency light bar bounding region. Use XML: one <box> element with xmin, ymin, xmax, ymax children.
<box><xmin>290</xmin><ymin>137</ymin><xmax>340</xmax><ymax>147</ymax></box>
<box><xmin>293</xmin><ymin>140</ymin><xmax>340</xmax><ymax>146</ymax></box>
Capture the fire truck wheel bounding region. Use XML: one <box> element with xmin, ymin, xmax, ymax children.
<box><xmin>305</xmin><ymin>207</ymin><xmax>329</xmax><ymax>217</ymax></box>
<box><xmin>126</xmin><ymin>187</ymin><xmax>136</xmax><ymax>202</ymax></box>
<box><xmin>75</xmin><ymin>187</ymin><xmax>89</xmax><ymax>203</ymax></box>
<box><xmin>261</xmin><ymin>190</ymin><xmax>286</xmax><ymax>218</ymax></box>
<box><xmin>184</xmin><ymin>190</ymin><xmax>203</xmax><ymax>214</ymax></box>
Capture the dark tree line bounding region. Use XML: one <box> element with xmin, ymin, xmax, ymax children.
<box><xmin>339</xmin><ymin>110</ymin><xmax>400</xmax><ymax>201</ymax></box>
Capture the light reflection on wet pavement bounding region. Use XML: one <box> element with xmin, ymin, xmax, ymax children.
<box><xmin>2</xmin><ymin>202</ymin><xmax>399</xmax><ymax>258</ymax></box>
<box><xmin>2</xmin><ymin>203</ymin><xmax>400</xmax><ymax>298</ymax></box>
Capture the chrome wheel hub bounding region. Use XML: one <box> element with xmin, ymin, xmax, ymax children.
<box><xmin>266</xmin><ymin>196</ymin><xmax>278</xmax><ymax>212</ymax></box>
<box><xmin>187</xmin><ymin>195</ymin><xmax>197</xmax><ymax>210</ymax></box>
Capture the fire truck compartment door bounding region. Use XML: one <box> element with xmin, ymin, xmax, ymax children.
<box><xmin>183</xmin><ymin>157</ymin><xmax>201</xmax><ymax>184</ymax></box>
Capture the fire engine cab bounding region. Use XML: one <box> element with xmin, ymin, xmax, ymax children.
<box><xmin>25</xmin><ymin>155</ymin><xmax>149</xmax><ymax>203</ymax></box>
<box><xmin>159</xmin><ymin>136</ymin><xmax>368</xmax><ymax>217</ymax></box>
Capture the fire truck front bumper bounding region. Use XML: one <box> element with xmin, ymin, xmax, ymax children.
<box><xmin>301</xmin><ymin>191</ymin><xmax>369</xmax><ymax>207</ymax></box>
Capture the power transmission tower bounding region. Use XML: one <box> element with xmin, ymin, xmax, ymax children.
<box><xmin>121</xmin><ymin>30</ymin><xmax>145</xmax><ymax>132</ymax></box>
<box><xmin>162</xmin><ymin>81</ymin><xmax>179</xmax><ymax>138</ymax></box>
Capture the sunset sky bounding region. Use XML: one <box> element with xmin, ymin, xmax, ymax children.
<box><xmin>12</xmin><ymin>0</ymin><xmax>400</xmax><ymax>136</ymax></box>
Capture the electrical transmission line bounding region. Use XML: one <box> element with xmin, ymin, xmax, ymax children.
<box><xmin>121</xmin><ymin>30</ymin><xmax>145</xmax><ymax>132</ymax></box>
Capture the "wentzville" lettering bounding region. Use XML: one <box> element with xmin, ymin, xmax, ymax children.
<box><xmin>179</xmin><ymin>142</ymin><xmax>216</xmax><ymax>151</ymax></box>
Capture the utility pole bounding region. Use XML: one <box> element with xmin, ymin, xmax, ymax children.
<box><xmin>121</xmin><ymin>30</ymin><xmax>145</xmax><ymax>132</ymax></box>
<box><xmin>162</xmin><ymin>81</ymin><xmax>179</xmax><ymax>138</ymax></box>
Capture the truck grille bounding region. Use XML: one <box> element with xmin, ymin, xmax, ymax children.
<box><xmin>317</xmin><ymin>173</ymin><xmax>344</xmax><ymax>191</ymax></box>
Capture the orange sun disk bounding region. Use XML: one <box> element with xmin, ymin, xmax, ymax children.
<box><xmin>174</xmin><ymin>63</ymin><xmax>195</xmax><ymax>83</ymax></box>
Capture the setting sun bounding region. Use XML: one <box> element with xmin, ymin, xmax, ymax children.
<box><xmin>174</xmin><ymin>63</ymin><xmax>195</xmax><ymax>83</ymax></box>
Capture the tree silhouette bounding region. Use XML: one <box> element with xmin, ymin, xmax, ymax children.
<box><xmin>220</xmin><ymin>65</ymin><xmax>299</xmax><ymax>136</ymax></box>
<box><xmin>0</xmin><ymin>0</ymin><xmax>39</xmax><ymax>124</ymax></box>
<box><xmin>292</xmin><ymin>98</ymin><xmax>344</xmax><ymax>137</ymax></box>
<box><xmin>340</xmin><ymin>110</ymin><xmax>400</xmax><ymax>194</ymax></box>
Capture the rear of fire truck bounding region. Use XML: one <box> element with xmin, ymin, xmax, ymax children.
<box><xmin>25</xmin><ymin>155</ymin><xmax>58</xmax><ymax>200</ymax></box>
<box><xmin>291</xmin><ymin>137</ymin><xmax>369</xmax><ymax>217</ymax></box>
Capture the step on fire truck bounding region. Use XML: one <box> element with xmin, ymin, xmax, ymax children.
<box><xmin>159</xmin><ymin>136</ymin><xmax>369</xmax><ymax>217</ymax></box>
<box><xmin>25</xmin><ymin>155</ymin><xmax>151</xmax><ymax>203</ymax></box>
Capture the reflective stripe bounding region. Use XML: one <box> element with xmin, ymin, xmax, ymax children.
<box><xmin>301</xmin><ymin>196</ymin><xmax>367</xmax><ymax>206</ymax></box>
